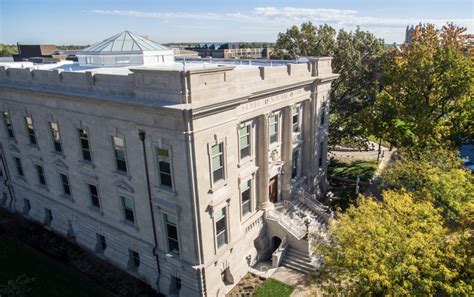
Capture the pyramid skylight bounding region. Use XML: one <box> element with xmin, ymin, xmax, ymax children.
<box><xmin>77</xmin><ymin>31</ymin><xmax>174</xmax><ymax>66</ymax></box>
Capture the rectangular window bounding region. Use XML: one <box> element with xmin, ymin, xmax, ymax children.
<box><xmin>78</xmin><ymin>129</ymin><xmax>92</xmax><ymax>162</ymax></box>
<box><xmin>96</xmin><ymin>234</ymin><xmax>107</xmax><ymax>253</ymax></box>
<box><xmin>292</xmin><ymin>107</ymin><xmax>300</xmax><ymax>133</ymax></box>
<box><xmin>44</xmin><ymin>208</ymin><xmax>52</xmax><ymax>226</ymax></box>
<box><xmin>292</xmin><ymin>149</ymin><xmax>299</xmax><ymax>178</ymax></box>
<box><xmin>60</xmin><ymin>173</ymin><xmax>71</xmax><ymax>196</ymax></box>
<box><xmin>88</xmin><ymin>184</ymin><xmax>100</xmax><ymax>209</ymax></box>
<box><xmin>156</xmin><ymin>148</ymin><xmax>172</xmax><ymax>189</ymax></box>
<box><xmin>241</xmin><ymin>180</ymin><xmax>251</xmax><ymax>217</ymax></box>
<box><xmin>3</xmin><ymin>111</ymin><xmax>14</xmax><ymax>138</ymax></box>
<box><xmin>85</xmin><ymin>57</ymin><xmax>94</xmax><ymax>64</ymax></box>
<box><xmin>35</xmin><ymin>164</ymin><xmax>46</xmax><ymax>186</ymax></box>
<box><xmin>14</xmin><ymin>157</ymin><xmax>24</xmax><ymax>177</ymax></box>
<box><xmin>269</xmin><ymin>115</ymin><xmax>278</xmax><ymax>144</ymax></box>
<box><xmin>164</xmin><ymin>214</ymin><xmax>180</xmax><ymax>255</ymax></box>
<box><xmin>25</xmin><ymin>116</ymin><xmax>37</xmax><ymax>145</ymax></box>
<box><xmin>50</xmin><ymin>122</ymin><xmax>62</xmax><ymax>153</ymax></box>
<box><xmin>23</xmin><ymin>198</ymin><xmax>31</xmax><ymax>215</ymax></box>
<box><xmin>128</xmin><ymin>250</ymin><xmax>140</xmax><ymax>271</ymax></box>
<box><xmin>112</xmin><ymin>136</ymin><xmax>127</xmax><ymax>173</ymax></box>
<box><xmin>121</xmin><ymin>196</ymin><xmax>135</xmax><ymax>224</ymax></box>
<box><xmin>211</xmin><ymin>143</ymin><xmax>224</xmax><ymax>183</ymax></box>
<box><xmin>239</xmin><ymin>125</ymin><xmax>251</xmax><ymax>159</ymax></box>
<box><xmin>319</xmin><ymin>142</ymin><xmax>324</xmax><ymax>168</ymax></box>
<box><xmin>215</xmin><ymin>207</ymin><xmax>227</xmax><ymax>248</ymax></box>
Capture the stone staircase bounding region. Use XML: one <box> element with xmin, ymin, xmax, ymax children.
<box><xmin>281</xmin><ymin>246</ymin><xmax>319</xmax><ymax>274</ymax></box>
<box><xmin>268</xmin><ymin>187</ymin><xmax>331</xmax><ymax>275</ymax></box>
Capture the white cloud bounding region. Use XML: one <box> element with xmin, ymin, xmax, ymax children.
<box><xmin>88</xmin><ymin>7</ymin><xmax>473</xmax><ymax>30</ymax></box>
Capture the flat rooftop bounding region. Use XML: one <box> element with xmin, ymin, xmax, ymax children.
<box><xmin>0</xmin><ymin>57</ymin><xmax>308</xmax><ymax>76</ymax></box>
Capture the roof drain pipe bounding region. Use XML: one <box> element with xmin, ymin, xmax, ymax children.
<box><xmin>139</xmin><ymin>130</ymin><xmax>162</xmax><ymax>293</ymax></box>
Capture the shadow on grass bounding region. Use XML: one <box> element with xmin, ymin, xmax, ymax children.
<box><xmin>0</xmin><ymin>235</ymin><xmax>114</xmax><ymax>297</ymax></box>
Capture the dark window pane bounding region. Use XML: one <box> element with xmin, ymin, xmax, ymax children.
<box><xmin>240</xmin><ymin>146</ymin><xmax>250</xmax><ymax>159</ymax></box>
<box><xmin>83</xmin><ymin>150</ymin><xmax>92</xmax><ymax>162</ymax></box>
<box><xmin>160</xmin><ymin>173</ymin><xmax>172</xmax><ymax>187</ymax></box>
<box><xmin>125</xmin><ymin>209</ymin><xmax>135</xmax><ymax>223</ymax></box>
<box><xmin>117</xmin><ymin>159</ymin><xmax>127</xmax><ymax>172</ymax></box>
<box><xmin>213</xmin><ymin>167</ymin><xmax>224</xmax><ymax>182</ymax></box>
<box><xmin>159</xmin><ymin>161</ymin><xmax>171</xmax><ymax>173</ymax></box>
<box><xmin>54</xmin><ymin>141</ymin><xmax>62</xmax><ymax>153</ymax></box>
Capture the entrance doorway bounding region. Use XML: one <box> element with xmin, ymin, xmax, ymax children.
<box><xmin>271</xmin><ymin>236</ymin><xmax>282</xmax><ymax>253</ymax></box>
<box><xmin>269</xmin><ymin>176</ymin><xmax>278</xmax><ymax>203</ymax></box>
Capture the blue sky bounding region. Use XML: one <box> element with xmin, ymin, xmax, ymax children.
<box><xmin>1</xmin><ymin>0</ymin><xmax>472</xmax><ymax>45</ymax></box>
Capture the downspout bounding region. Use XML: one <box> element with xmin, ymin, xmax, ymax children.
<box><xmin>182</xmin><ymin>71</ymin><xmax>206</xmax><ymax>295</ymax></box>
<box><xmin>0</xmin><ymin>144</ymin><xmax>15</xmax><ymax>211</ymax></box>
<box><xmin>138</xmin><ymin>131</ymin><xmax>161</xmax><ymax>292</ymax></box>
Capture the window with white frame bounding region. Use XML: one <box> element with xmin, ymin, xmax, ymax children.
<box><xmin>211</xmin><ymin>142</ymin><xmax>225</xmax><ymax>183</ymax></box>
<box><xmin>112</xmin><ymin>136</ymin><xmax>128</xmax><ymax>173</ymax></box>
<box><xmin>3</xmin><ymin>111</ymin><xmax>14</xmax><ymax>139</ymax></box>
<box><xmin>164</xmin><ymin>213</ymin><xmax>180</xmax><ymax>255</ymax></box>
<box><xmin>269</xmin><ymin>114</ymin><xmax>278</xmax><ymax>144</ymax></box>
<box><xmin>95</xmin><ymin>234</ymin><xmax>107</xmax><ymax>253</ymax></box>
<box><xmin>88</xmin><ymin>184</ymin><xmax>100</xmax><ymax>210</ymax></box>
<box><xmin>239</xmin><ymin>124</ymin><xmax>251</xmax><ymax>159</ymax></box>
<box><xmin>78</xmin><ymin>128</ymin><xmax>92</xmax><ymax>162</ymax></box>
<box><xmin>59</xmin><ymin>173</ymin><xmax>71</xmax><ymax>196</ymax></box>
<box><xmin>121</xmin><ymin>196</ymin><xmax>135</xmax><ymax>224</ymax></box>
<box><xmin>85</xmin><ymin>57</ymin><xmax>94</xmax><ymax>64</ymax></box>
<box><xmin>215</xmin><ymin>207</ymin><xmax>227</xmax><ymax>248</ymax></box>
<box><xmin>156</xmin><ymin>148</ymin><xmax>173</xmax><ymax>189</ymax></box>
<box><xmin>292</xmin><ymin>106</ymin><xmax>301</xmax><ymax>133</ymax></box>
<box><xmin>35</xmin><ymin>164</ymin><xmax>46</xmax><ymax>186</ymax></box>
<box><xmin>49</xmin><ymin>122</ymin><xmax>62</xmax><ymax>153</ymax></box>
<box><xmin>25</xmin><ymin>116</ymin><xmax>37</xmax><ymax>145</ymax></box>
<box><xmin>240</xmin><ymin>179</ymin><xmax>251</xmax><ymax>217</ymax></box>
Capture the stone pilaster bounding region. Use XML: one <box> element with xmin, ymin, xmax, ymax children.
<box><xmin>257</xmin><ymin>113</ymin><xmax>273</xmax><ymax>211</ymax></box>
<box><xmin>281</xmin><ymin>106</ymin><xmax>293</xmax><ymax>200</ymax></box>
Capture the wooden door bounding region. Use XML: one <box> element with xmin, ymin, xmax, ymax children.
<box><xmin>269</xmin><ymin>176</ymin><xmax>278</xmax><ymax>203</ymax></box>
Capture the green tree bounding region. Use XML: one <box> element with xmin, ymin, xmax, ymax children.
<box><xmin>272</xmin><ymin>23</ymin><xmax>385</xmax><ymax>147</ymax></box>
<box><xmin>382</xmin><ymin>148</ymin><xmax>474</xmax><ymax>227</ymax></box>
<box><xmin>313</xmin><ymin>190</ymin><xmax>473</xmax><ymax>295</ymax></box>
<box><xmin>372</xmin><ymin>24</ymin><xmax>473</xmax><ymax>148</ymax></box>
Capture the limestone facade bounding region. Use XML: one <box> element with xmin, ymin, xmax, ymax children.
<box><xmin>0</xmin><ymin>57</ymin><xmax>338</xmax><ymax>296</ymax></box>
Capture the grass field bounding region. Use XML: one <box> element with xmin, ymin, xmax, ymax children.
<box><xmin>0</xmin><ymin>235</ymin><xmax>114</xmax><ymax>297</ymax></box>
<box><xmin>328</xmin><ymin>159</ymin><xmax>378</xmax><ymax>181</ymax></box>
<box><xmin>253</xmin><ymin>278</ymin><xmax>294</xmax><ymax>297</ymax></box>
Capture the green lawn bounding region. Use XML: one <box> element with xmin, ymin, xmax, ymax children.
<box><xmin>0</xmin><ymin>235</ymin><xmax>114</xmax><ymax>297</ymax></box>
<box><xmin>253</xmin><ymin>278</ymin><xmax>294</xmax><ymax>297</ymax></box>
<box><xmin>328</xmin><ymin>160</ymin><xmax>378</xmax><ymax>181</ymax></box>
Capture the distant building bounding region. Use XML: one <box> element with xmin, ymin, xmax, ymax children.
<box><xmin>191</xmin><ymin>43</ymin><xmax>271</xmax><ymax>59</ymax></box>
<box><xmin>405</xmin><ymin>25</ymin><xmax>415</xmax><ymax>44</ymax></box>
<box><xmin>0</xmin><ymin>31</ymin><xmax>337</xmax><ymax>296</ymax></box>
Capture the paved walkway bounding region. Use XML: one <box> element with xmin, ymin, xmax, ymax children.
<box><xmin>270</xmin><ymin>266</ymin><xmax>313</xmax><ymax>297</ymax></box>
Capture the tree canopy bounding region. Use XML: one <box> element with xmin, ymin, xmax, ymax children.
<box><xmin>272</xmin><ymin>22</ymin><xmax>385</xmax><ymax>147</ymax></box>
<box><xmin>314</xmin><ymin>190</ymin><xmax>473</xmax><ymax>296</ymax></box>
<box><xmin>370</xmin><ymin>24</ymin><xmax>473</xmax><ymax>148</ymax></box>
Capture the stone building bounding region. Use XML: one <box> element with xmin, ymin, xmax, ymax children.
<box><xmin>0</xmin><ymin>31</ymin><xmax>338</xmax><ymax>296</ymax></box>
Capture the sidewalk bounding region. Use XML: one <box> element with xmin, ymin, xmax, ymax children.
<box><xmin>270</xmin><ymin>266</ymin><xmax>313</xmax><ymax>297</ymax></box>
